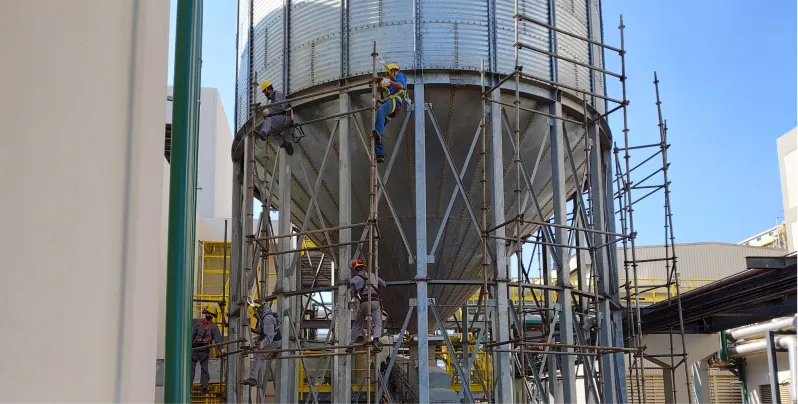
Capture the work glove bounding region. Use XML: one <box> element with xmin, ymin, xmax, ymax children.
<box><xmin>380</xmin><ymin>78</ymin><xmax>391</xmax><ymax>88</ymax></box>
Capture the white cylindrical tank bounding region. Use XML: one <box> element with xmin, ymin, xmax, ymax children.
<box><xmin>0</xmin><ymin>1</ymin><xmax>169</xmax><ymax>402</ymax></box>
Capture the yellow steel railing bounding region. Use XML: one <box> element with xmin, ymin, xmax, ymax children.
<box><xmin>190</xmin><ymin>382</ymin><xmax>225</xmax><ymax>404</ymax></box>
<box><xmin>617</xmin><ymin>277</ymin><xmax>714</xmax><ymax>303</ymax></box>
<box><xmin>439</xmin><ymin>334</ymin><xmax>494</xmax><ymax>394</ymax></box>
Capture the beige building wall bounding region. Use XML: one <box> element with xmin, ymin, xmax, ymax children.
<box><xmin>777</xmin><ymin>128</ymin><xmax>797</xmax><ymax>252</ymax></box>
<box><xmin>0</xmin><ymin>1</ymin><xmax>170</xmax><ymax>401</ymax></box>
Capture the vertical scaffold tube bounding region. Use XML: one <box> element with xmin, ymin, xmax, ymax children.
<box><xmin>366</xmin><ymin>40</ymin><xmax>377</xmax><ymax>404</ymax></box>
<box><xmin>619</xmin><ymin>14</ymin><xmax>650</xmax><ymax>404</ymax></box>
<box><xmin>164</xmin><ymin>0</ymin><xmax>203</xmax><ymax>402</ymax></box>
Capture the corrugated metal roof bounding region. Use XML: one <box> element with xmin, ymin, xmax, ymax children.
<box><xmin>617</xmin><ymin>242</ymin><xmax>787</xmax><ymax>281</ymax></box>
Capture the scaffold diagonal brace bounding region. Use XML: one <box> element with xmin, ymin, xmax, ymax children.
<box><xmin>429</xmin><ymin>123</ymin><xmax>482</xmax><ymax>259</ymax></box>
<box><xmin>425</xmin><ymin>106</ymin><xmax>482</xmax><ymax>241</ymax></box>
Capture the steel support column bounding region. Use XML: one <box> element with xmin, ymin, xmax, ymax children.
<box><xmin>663</xmin><ymin>367</ymin><xmax>676</xmax><ymax>404</ymax></box>
<box><xmin>414</xmin><ymin>83</ymin><xmax>430</xmax><ymax>404</ymax></box>
<box><xmin>489</xmin><ymin>89</ymin><xmax>514</xmax><ymax>404</ymax></box>
<box><xmin>765</xmin><ymin>331</ymin><xmax>782</xmax><ymax>404</ymax></box>
<box><xmin>333</xmin><ymin>93</ymin><xmax>353</xmax><ymax>403</ymax></box>
<box><xmin>589</xmin><ymin>122</ymin><xmax>617</xmax><ymax>403</ymax></box>
<box><xmin>550</xmin><ymin>100</ymin><xmax>576</xmax><ymax>403</ymax></box>
<box><xmin>277</xmin><ymin>151</ymin><xmax>297</xmax><ymax>403</ymax></box>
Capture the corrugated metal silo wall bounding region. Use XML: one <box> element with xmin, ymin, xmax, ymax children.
<box><xmin>236</xmin><ymin>0</ymin><xmax>607</xmax><ymax>131</ymax></box>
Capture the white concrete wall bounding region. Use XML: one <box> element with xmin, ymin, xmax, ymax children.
<box><xmin>212</xmin><ymin>94</ymin><xmax>233</xmax><ymax>219</ymax></box>
<box><xmin>197</xmin><ymin>89</ymin><xmax>219</xmax><ymax>219</ymax></box>
<box><xmin>0</xmin><ymin>1</ymin><xmax>169</xmax><ymax>402</ymax></box>
<box><xmin>166</xmin><ymin>87</ymin><xmax>233</xmax><ymax>220</ymax></box>
<box><xmin>639</xmin><ymin>333</ymin><xmax>721</xmax><ymax>404</ymax></box>
<box><xmin>155</xmin><ymin>159</ymin><xmax>171</xmax><ymax>403</ymax></box>
<box><xmin>745</xmin><ymin>352</ymin><xmax>792</xmax><ymax>404</ymax></box>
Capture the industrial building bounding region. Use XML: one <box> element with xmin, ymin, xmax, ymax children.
<box><xmin>2</xmin><ymin>1</ymin><xmax>796</xmax><ymax>404</ymax></box>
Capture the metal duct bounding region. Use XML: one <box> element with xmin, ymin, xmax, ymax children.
<box><xmin>728</xmin><ymin>316</ymin><xmax>797</xmax><ymax>342</ymax></box>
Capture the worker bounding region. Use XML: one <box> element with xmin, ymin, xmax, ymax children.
<box><xmin>191</xmin><ymin>308</ymin><xmax>223</xmax><ymax>393</ymax></box>
<box><xmin>258</xmin><ymin>81</ymin><xmax>294</xmax><ymax>156</ymax></box>
<box><xmin>349</xmin><ymin>258</ymin><xmax>386</xmax><ymax>347</ymax></box>
<box><xmin>372</xmin><ymin>63</ymin><xmax>407</xmax><ymax>163</ymax></box>
<box><xmin>242</xmin><ymin>304</ymin><xmax>282</xmax><ymax>387</ymax></box>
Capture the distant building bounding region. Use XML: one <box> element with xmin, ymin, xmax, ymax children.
<box><xmin>777</xmin><ymin>127</ymin><xmax>797</xmax><ymax>252</ymax></box>
<box><xmin>738</xmin><ymin>223</ymin><xmax>787</xmax><ymax>249</ymax></box>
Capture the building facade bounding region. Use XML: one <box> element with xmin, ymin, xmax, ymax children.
<box><xmin>739</xmin><ymin>224</ymin><xmax>788</xmax><ymax>249</ymax></box>
<box><xmin>777</xmin><ymin>127</ymin><xmax>797</xmax><ymax>252</ymax></box>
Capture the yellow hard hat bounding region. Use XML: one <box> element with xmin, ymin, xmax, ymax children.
<box><xmin>259</xmin><ymin>81</ymin><xmax>272</xmax><ymax>92</ymax></box>
<box><xmin>386</xmin><ymin>63</ymin><xmax>400</xmax><ymax>72</ymax></box>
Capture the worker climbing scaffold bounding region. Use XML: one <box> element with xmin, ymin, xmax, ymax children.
<box><xmin>243</xmin><ymin>304</ymin><xmax>281</xmax><ymax>387</ymax></box>
<box><xmin>347</xmin><ymin>257</ymin><xmax>386</xmax><ymax>352</ymax></box>
<box><xmin>257</xmin><ymin>81</ymin><xmax>295</xmax><ymax>156</ymax></box>
<box><xmin>371</xmin><ymin>62</ymin><xmax>407</xmax><ymax>163</ymax></box>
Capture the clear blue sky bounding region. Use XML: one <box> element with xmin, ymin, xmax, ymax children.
<box><xmin>167</xmin><ymin>0</ymin><xmax>797</xmax><ymax>247</ymax></box>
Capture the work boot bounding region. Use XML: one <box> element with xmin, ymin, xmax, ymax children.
<box><xmin>353</xmin><ymin>336</ymin><xmax>365</xmax><ymax>344</ymax></box>
<box><xmin>280</xmin><ymin>141</ymin><xmax>294</xmax><ymax>156</ymax></box>
<box><xmin>242</xmin><ymin>378</ymin><xmax>258</xmax><ymax>386</ymax></box>
<box><xmin>376</xmin><ymin>155</ymin><xmax>385</xmax><ymax>164</ymax></box>
<box><xmin>201</xmin><ymin>386</ymin><xmax>208</xmax><ymax>393</ymax></box>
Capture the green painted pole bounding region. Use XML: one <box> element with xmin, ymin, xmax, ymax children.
<box><xmin>165</xmin><ymin>0</ymin><xmax>203</xmax><ymax>402</ymax></box>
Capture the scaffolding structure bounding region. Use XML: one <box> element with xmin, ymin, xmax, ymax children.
<box><xmin>613</xmin><ymin>72</ymin><xmax>693</xmax><ymax>404</ymax></box>
<box><xmin>219</xmin><ymin>4</ymin><xmax>693</xmax><ymax>404</ymax></box>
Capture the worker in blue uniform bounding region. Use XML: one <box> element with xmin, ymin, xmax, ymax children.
<box><xmin>372</xmin><ymin>63</ymin><xmax>407</xmax><ymax>163</ymax></box>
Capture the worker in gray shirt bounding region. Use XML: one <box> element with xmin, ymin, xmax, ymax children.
<box><xmin>258</xmin><ymin>80</ymin><xmax>294</xmax><ymax>156</ymax></box>
<box><xmin>191</xmin><ymin>308</ymin><xmax>223</xmax><ymax>393</ymax></box>
<box><xmin>349</xmin><ymin>258</ymin><xmax>386</xmax><ymax>348</ymax></box>
<box><xmin>243</xmin><ymin>304</ymin><xmax>282</xmax><ymax>387</ymax></box>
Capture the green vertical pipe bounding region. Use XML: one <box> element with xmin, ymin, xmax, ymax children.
<box><xmin>164</xmin><ymin>0</ymin><xmax>203</xmax><ymax>402</ymax></box>
<box><xmin>738</xmin><ymin>360</ymin><xmax>749</xmax><ymax>404</ymax></box>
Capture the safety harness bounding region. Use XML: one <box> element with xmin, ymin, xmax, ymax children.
<box><xmin>385</xmin><ymin>80</ymin><xmax>408</xmax><ymax>122</ymax></box>
<box><xmin>255</xmin><ymin>311</ymin><xmax>282</xmax><ymax>343</ymax></box>
<box><xmin>266</xmin><ymin>92</ymin><xmax>304</xmax><ymax>144</ymax></box>
<box><xmin>192</xmin><ymin>321</ymin><xmax>212</xmax><ymax>348</ymax></box>
<box><xmin>355</xmin><ymin>272</ymin><xmax>381</xmax><ymax>302</ymax></box>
